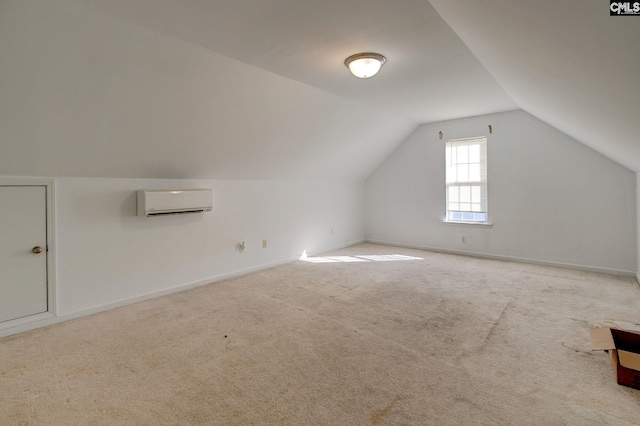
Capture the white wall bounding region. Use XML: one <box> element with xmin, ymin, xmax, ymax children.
<box><xmin>366</xmin><ymin>110</ymin><xmax>636</xmax><ymax>274</ymax></box>
<box><xmin>54</xmin><ymin>178</ymin><xmax>364</xmax><ymax>315</ymax></box>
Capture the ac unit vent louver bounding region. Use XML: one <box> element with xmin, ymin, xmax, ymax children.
<box><xmin>137</xmin><ymin>189</ymin><xmax>213</xmax><ymax>217</ymax></box>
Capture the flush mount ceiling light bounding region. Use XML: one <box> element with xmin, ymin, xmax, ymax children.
<box><xmin>344</xmin><ymin>52</ymin><xmax>386</xmax><ymax>79</ymax></box>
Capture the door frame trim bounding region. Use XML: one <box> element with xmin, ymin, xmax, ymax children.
<box><xmin>0</xmin><ymin>177</ymin><xmax>57</xmax><ymax>332</ymax></box>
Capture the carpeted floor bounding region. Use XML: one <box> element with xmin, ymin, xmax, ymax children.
<box><xmin>1</xmin><ymin>243</ymin><xmax>639</xmax><ymax>425</ymax></box>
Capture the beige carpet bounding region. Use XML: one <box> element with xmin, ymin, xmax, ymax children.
<box><xmin>1</xmin><ymin>243</ymin><xmax>639</xmax><ymax>425</ymax></box>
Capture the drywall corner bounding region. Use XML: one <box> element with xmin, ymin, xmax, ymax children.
<box><xmin>366</xmin><ymin>110</ymin><xmax>636</xmax><ymax>272</ymax></box>
<box><xmin>637</xmin><ymin>172</ymin><xmax>640</xmax><ymax>286</ymax></box>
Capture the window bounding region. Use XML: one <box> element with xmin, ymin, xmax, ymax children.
<box><xmin>445</xmin><ymin>137</ymin><xmax>488</xmax><ymax>223</ymax></box>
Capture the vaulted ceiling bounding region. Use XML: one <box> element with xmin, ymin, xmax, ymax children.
<box><xmin>429</xmin><ymin>0</ymin><xmax>640</xmax><ymax>172</ymax></box>
<box><xmin>74</xmin><ymin>0</ymin><xmax>518</xmax><ymax>124</ymax></box>
<box><xmin>74</xmin><ymin>0</ymin><xmax>640</xmax><ymax>173</ymax></box>
<box><xmin>1</xmin><ymin>0</ymin><xmax>637</xmax><ymax>179</ymax></box>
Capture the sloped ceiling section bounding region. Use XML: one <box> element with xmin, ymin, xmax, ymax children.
<box><xmin>0</xmin><ymin>0</ymin><xmax>415</xmax><ymax>180</ymax></box>
<box><xmin>73</xmin><ymin>0</ymin><xmax>517</xmax><ymax>124</ymax></box>
<box><xmin>429</xmin><ymin>0</ymin><xmax>640</xmax><ymax>172</ymax></box>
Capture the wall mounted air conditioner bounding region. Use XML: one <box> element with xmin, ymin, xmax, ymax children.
<box><xmin>137</xmin><ymin>189</ymin><xmax>213</xmax><ymax>217</ymax></box>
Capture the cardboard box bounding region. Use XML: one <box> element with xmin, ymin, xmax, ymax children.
<box><xmin>590</xmin><ymin>326</ymin><xmax>640</xmax><ymax>390</ymax></box>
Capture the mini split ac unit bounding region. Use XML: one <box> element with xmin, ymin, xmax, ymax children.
<box><xmin>137</xmin><ymin>189</ymin><xmax>213</xmax><ymax>217</ymax></box>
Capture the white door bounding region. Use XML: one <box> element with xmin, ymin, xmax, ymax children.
<box><xmin>0</xmin><ymin>186</ymin><xmax>48</xmax><ymax>322</ymax></box>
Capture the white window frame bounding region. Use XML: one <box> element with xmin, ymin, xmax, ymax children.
<box><xmin>444</xmin><ymin>136</ymin><xmax>489</xmax><ymax>224</ymax></box>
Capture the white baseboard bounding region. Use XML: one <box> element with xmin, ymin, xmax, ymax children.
<box><xmin>366</xmin><ymin>239</ymin><xmax>636</xmax><ymax>277</ymax></box>
<box><xmin>0</xmin><ymin>239</ymin><xmax>366</xmax><ymax>340</ymax></box>
<box><xmin>0</xmin><ymin>258</ymin><xmax>294</xmax><ymax>340</ymax></box>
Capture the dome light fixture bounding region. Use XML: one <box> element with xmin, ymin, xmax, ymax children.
<box><xmin>344</xmin><ymin>52</ymin><xmax>386</xmax><ymax>79</ymax></box>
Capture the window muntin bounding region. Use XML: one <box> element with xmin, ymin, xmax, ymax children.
<box><xmin>445</xmin><ymin>137</ymin><xmax>487</xmax><ymax>223</ymax></box>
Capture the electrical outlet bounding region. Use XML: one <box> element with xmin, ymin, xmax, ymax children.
<box><xmin>461</xmin><ymin>236</ymin><xmax>467</xmax><ymax>244</ymax></box>
<box><xmin>262</xmin><ymin>240</ymin><xmax>267</xmax><ymax>248</ymax></box>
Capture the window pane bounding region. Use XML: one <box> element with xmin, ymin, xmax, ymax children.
<box><xmin>458</xmin><ymin>164</ymin><xmax>468</xmax><ymax>182</ymax></box>
<box><xmin>457</xmin><ymin>145</ymin><xmax>468</xmax><ymax>163</ymax></box>
<box><xmin>462</xmin><ymin>212</ymin><xmax>474</xmax><ymax>221</ymax></box>
<box><xmin>460</xmin><ymin>203</ymin><xmax>471</xmax><ymax>211</ymax></box>
<box><xmin>469</xmin><ymin>144</ymin><xmax>480</xmax><ymax>163</ymax></box>
<box><xmin>446</xmin><ymin>166</ymin><xmax>456</xmax><ymax>183</ymax></box>
<box><xmin>451</xmin><ymin>211</ymin><xmax>463</xmax><ymax>220</ymax></box>
<box><xmin>471</xmin><ymin>186</ymin><xmax>481</xmax><ymax>203</ymax></box>
<box><xmin>475</xmin><ymin>213</ymin><xmax>487</xmax><ymax>222</ymax></box>
<box><xmin>448</xmin><ymin>202</ymin><xmax>459</xmax><ymax>211</ymax></box>
<box><xmin>471</xmin><ymin>203</ymin><xmax>481</xmax><ymax>212</ymax></box>
<box><xmin>469</xmin><ymin>164</ymin><xmax>481</xmax><ymax>182</ymax></box>
<box><xmin>445</xmin><ymin>146</ymin><xmax>451</xmax><ymax>166</ymax></box>
<box><xmin>459</xmin><ymin>186</ymin><xmax>471</xmax><ymax>203</ymax></box>
<box><xmin>449</xmin><ymin>186</ymin><xmax>459</xmax><ymax>202</ymax></box>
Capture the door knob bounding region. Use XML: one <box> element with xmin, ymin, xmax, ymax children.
<box><xmin>32</xmin><ymin>246</ymin><xmax>43</xmax><ymax>254</ymax></box>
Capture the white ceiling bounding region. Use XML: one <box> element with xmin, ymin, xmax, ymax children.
<box><xmin>430</xmin><ymin>0</ymin><xmax>640</xmax><ymax>172</ymax></box>
<box><xmin>75</xmin><ymin>0</ymin><xmax>518</xmax><ymax>124</ymax></box>
<box><xmin>2</xmin><ymin>0</ymin><xmax>637</xmax><ymax>180</ymax></box>
<box><xmin>0</xmin><ymin>0</ymin><xmax>417</xmax><ymax>180</ymax></box>
<box><xmin>78</xmin><ymin>0</ymin><xmax>640</xmax><ymax>172</ymax></box>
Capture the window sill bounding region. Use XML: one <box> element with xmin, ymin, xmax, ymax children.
<box><xmin>442</xmin><ymin>220</ymin><xmax>493</xmax><ymax>227</ymax></box>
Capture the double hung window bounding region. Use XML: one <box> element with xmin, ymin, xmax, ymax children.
<box><xmin>445</xmin><ymin>137</ymin><xmax>488</xmax><ymax>223</ymax></box>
